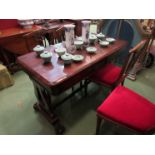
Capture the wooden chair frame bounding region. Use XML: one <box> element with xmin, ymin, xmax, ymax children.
<box><xmin>84</xmin><ymin>39</ymin><xmax>150</xmax><ymax>96</ymax></box>
<box><xmin>96</xmin><ymin>112</ymin><xmax>155</xmax><ymax>135</ymax></box>
<box><xmin>95</xmin><ymin>39</ymin><xmax>155</xmax><ymax>135</ymax></box>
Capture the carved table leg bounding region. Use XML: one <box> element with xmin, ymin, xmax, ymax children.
<box><xmin>33</xmin><ymin>102</ymin><xmax>65</xmax><ymax>134</ymax></box>
<box><xmin>32</xmin><ymin>79</ymin><xmax>65</xmax><ymax>134</ymax></box>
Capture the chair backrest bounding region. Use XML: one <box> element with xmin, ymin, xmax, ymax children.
<box><xmin>23</xmin><ymin>28</ymin><xmax>47</xmax><ymax>51</ymax></box>
<box><xmin>114</xmin><ymin>39</ymin><xmax>149</xmax><ymax>86</ymax></box>
<box><xmin>46</xmin><ymin>27</ymin><xmax>65</xmax><ymax>45</ymax></box>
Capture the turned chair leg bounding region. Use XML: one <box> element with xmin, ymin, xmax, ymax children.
<box><xmin>96</xmin><ymin>116</ymin><xmax>102</xmax><ymax>135</ymax></box>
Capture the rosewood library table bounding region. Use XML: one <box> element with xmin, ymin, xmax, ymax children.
<box><xmin>17</xmin><ymin>40</ymin><xmax>127</xmax><ymax>134</ymax></box>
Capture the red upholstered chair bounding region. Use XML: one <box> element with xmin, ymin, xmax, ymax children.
<box><xmin>84</xmin><ymin>39</ymin><xmax>148</xmax><ymax>95</ymax></box>
<box><xmin>96</xmin><ymin>85</ymin><xmax>155</xmax><ymax>134</ymax></box>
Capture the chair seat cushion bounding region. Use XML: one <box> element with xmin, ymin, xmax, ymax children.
<box><xmin>90</xmin><ymin>63</ymin><xmax>122</xmax><ymax>85</ymax></box>
<box><xmin>97</xmin><ymin>86</ymin><xmax>155</xmax><ymax>132</ymax></box>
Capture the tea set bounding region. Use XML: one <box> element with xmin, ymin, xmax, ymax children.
<box><xmin>33</xmin><ymin>45</ymin><xmax>45</xmax><ymax>56</ymax></box>
<box><xmin>33</xmin><ymin>32</ymin><xmax>116</xmax><ymax>65</ymax></box>
<box><xmin>40</xmin><ymin>51</ymin><xmax>52</xmax><ymax>63</ymax></box>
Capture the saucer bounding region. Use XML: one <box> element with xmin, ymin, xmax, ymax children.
<box><xmin>72</xmin><ymin>55</ymin><xmax>84</xmax><ymax>62</ymax></box>
<box><xmin>86</xmin><ymin>47</ymin><xmax>97</xmax><ymax>54</ymax></box>
<box><xmin>100</xmin><ymin>41</ymin><xmax>109</xmax><ymax>47</ymax></box>
<box><xmin>106</xmin><ymin>38</ymin><xmax>116</xmax><ymax>43</ymax></box>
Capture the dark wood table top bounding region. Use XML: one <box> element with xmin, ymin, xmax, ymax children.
<box><xmin>17</xmin><ymin>40</ymin><xmax>127</xmax><ymax>94</ymax></box>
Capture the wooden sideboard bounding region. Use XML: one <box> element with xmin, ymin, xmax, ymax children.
<box><xmin>0</xmin><ymin>25</ymin><xmax>42</xmax><ymax>73</ymax></box>
<box><xmin>0</xmin><ymin>25</ymin><xmax>42</xmax><ymax>54</ymax></box>
<box><xmin>0</xmin><ymin>20</ymin><xmax>74</xmax><ymax>72</ymax></box>
<box><xmin>0</xmin><ymin>19</ymin><xmax>104</xmax><ymax>73</ymax></box>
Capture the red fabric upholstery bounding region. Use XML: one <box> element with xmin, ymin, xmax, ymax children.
<box><xmin>90</xmin><ymin>63</ymin><xmax>122</xmax><ymax>85</ymax></box>
<box><xmin>97</xmin><ymin>85</ymin><xmax>155</xmax><ymax>132</ymax></box>
<box><xmin>0</xmin><ymin>19</ymin><xmax>18</xmax><ymax>30</ymax></box>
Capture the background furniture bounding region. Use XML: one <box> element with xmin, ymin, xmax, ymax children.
<box><xmin>47</xmin><ymin>27</ymin><xmax>65</xmax><ymax>45</ymax></box>
<box><xmin>0</xmin><ymin>25</ymin><xmax>42</xmax><ymax>54</ymax></box>
<box><xmin>66</xmin><ymin>19</ymin><xmax>105</xmax><ymax>36</ymax></box>
<box><xmin>66</xmin><ymin>20</ymin><xmax>83</xmax><ymax>36</ymax></box>
<box><xmin>0</xmin><ymin>25</ymin><xmax>42</xmax><ymax>73</ymax></box>
<box><xmin>0</xmin><ymin>19</ymin><xmax>18</xmax><ymax>30</ymax></box>
<box><xmin>0</xmin><ymin>19</ymin><xmax>74</xmax><ymax>73</ymax></box>
<box><xmin>23</xmin><ymin>29</ymin><xmax>47</xmax><ymax>51</ymax></box>
<box><xmin>0</xmin><ymin>64</ymin><xmax>14</xmax><ymax>90</ymax></box>
<box><xmin>127</xmin><ymin>23</ymin><xmax>155</xmax><ymax>80</ymax></box>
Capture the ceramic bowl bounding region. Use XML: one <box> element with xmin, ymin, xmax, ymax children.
<box><xmin>82</xmin><ymin>20</ymin><xmax>91</xmax><ymax>24</ymax></box>
<box><xmin>106</xmin><ymin>37</ymin><xmax>116</xmax><ymax>43</ymax></box>
<box><xmin>86</xmin><ymin>47</ymin><xmax>97</xmax><ymax>54</ymax></box>
<box><xmin>96</xmin><ymin>33</ymin><xmax>105</xmax><ymax>40</ymax></box>
<box><xmin>74</xmin><ymin>40</ymin><xmax>84</xmax><ymax>50</ymax></box>
<box><xmin>89</xmin><ymin>35</ymin><xmax>97</xmax><ymax>44</ymax></box>
<box><xmin>55</xmin><ymin>48</ymin><xmax>66</xmax><ymax>57</ymax></box>
<box><xmin>64</xmin><ymin>24</ymin><xmax>75</xmax><ymax>29</ymax></box>
<box><xmin>100</xmin><ymin>41</ymin><xmax>109</xmax><ymax>47</ymax></box>
<box><xmin>33</xmin><ymin>45</ymin><xmax>45</xmax><ymax>56</ymax></box>
<box><xmin>40</xmin><ymin>51</ymin><xmax>52</xmax><ymax>63</ymax></box>
<box><xmin>54</xmin><ymin>43</ymin><xmax>64</xmax><ymax>49</ymax></box>
<box><xmin>18</xmin><ymin>19</ymin><xmax>34</xmax><ymax>29</ymax></box>
<box><xmin>72</xmin><ymin>55</ymin><xmax>84</xmax><ymax>62</ymax></box>
<box><xmin>61</xmin><ymin>53</ymin><xmax>73</xmax><ymax>65</ymax></box>
<box><xmin>76</xmin><ymin>37</ymin><xmax>83</xmax><ymax>41</ymax></box>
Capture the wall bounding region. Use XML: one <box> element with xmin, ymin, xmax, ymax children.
<box><xmin>101</xmin><ymin>19</ymin><xmax>143</xmax><ymax>47</ymax></box>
